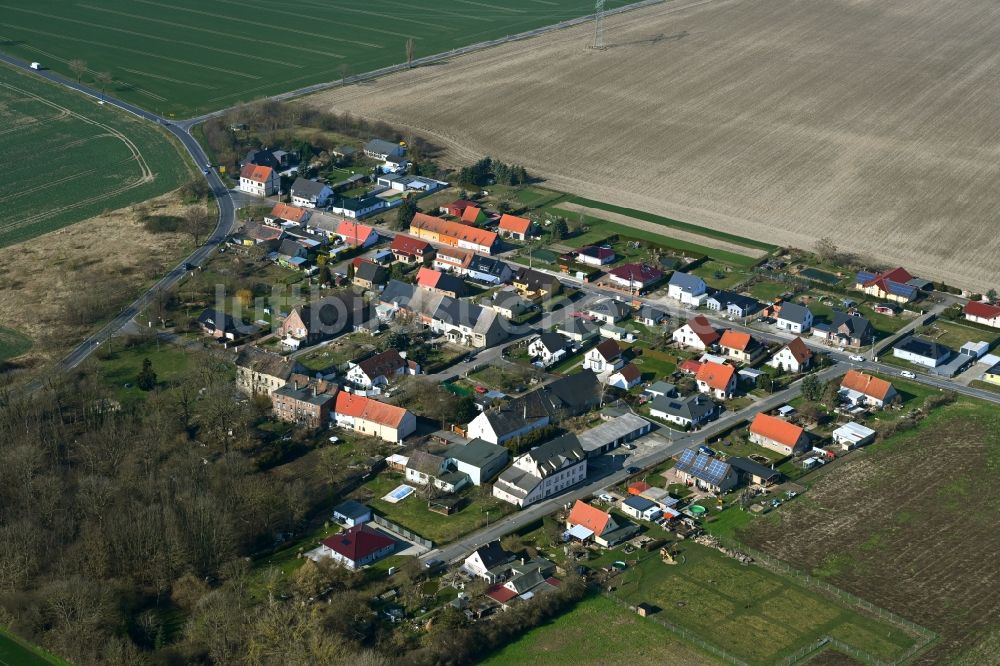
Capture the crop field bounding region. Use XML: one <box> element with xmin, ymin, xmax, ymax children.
<box><xmin>307</xmin><ymin>0</ymin><xmax>1000</xmax><ymax>292</ymax></box>
<box><xmin>0</xmin><ymin>0</ymin><xmax>638</xmax><ymax>117</ymax></box>
<box><xmin>739</xmin><ymin>398</ymin><xmax>1000</xmax><ymax>663</ymax></box>
<box><xmin>0</xmin><ymin>629</ymin><xmax>67</xmax><ymax>666</ymax></box>
<box><xmin>611</xmin><ymin>544</ymin><xmax>919</xmax><ymax>664</ymax></box>
<box><xmin>0</xmin><ymin>64</ymin><xmax>190</xmax><ymax>247</ymax></box>
<box><xmin>480</xmin><ymin>595</ymin><xmax>719</xmax><ymax>665</ymax></box>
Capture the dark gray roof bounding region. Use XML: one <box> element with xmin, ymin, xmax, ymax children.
<box><xmin>525</xmin><ymin>433</ymin><xmax>586</xmax><ymax>475</ymax></box>
<box><xmin>830</xmin><ymin>311</ymin><xmax>873</xmax><ymax>339</ymax></box>
<box><xmin>244</xmin><ymin>148</ymin><xmax>278</xmax><ymax>168</ymax></box>
<box><xmin>709</xmin><ymin>291</ymin><xmax>762</xmax><ymax>313</ymax></box>
<box><xmin>431</xmin><ymin>271</ymin><xmax>467</xmax><ymax>296</ymax></box>
<box><xmin>894</xmin><ymin>336</ymin><xmax>951</xmax><ymax>359</ymax></box>
<box><xmin>491</xmin><ymin>290</ymin><xmax>529</xmax><ymax>312</ymax></box>
<box><xmin>777</xmin><ymin>302</ymin><xmax>812</xmax><ymax>325</ymax></box>
<box><xmin>559</xmin><ymin>317</ymin><xmax>598</xmax><ymax>336</ymax></box>
<box><xmin>448</xmin><ymin>439</ymin><xmax>508</xmax><ymax>469</ymax></box>
<box><xmin>668</xmin><ymin>272</ymin><xmax>706</xmax><ymax>291</ymax></box>
<box><xmin>291</xmin><ymin>178</ymin><xmax>330</xmax><ymax>198</ymax></box>
<box><xmin>406</xmin><ymin>450</ymin><xmax>446</xmax><ymax>476</ymax></box>
<box><xmin>651</xmin><ymin>394</ymin><xmax>716</xmax><ymax>422</ymax></box>
<box><xmin>380</xmin><ymin>280</ymin><xmax>416</xmax><ymax>308</ymax></box>
<box><xmin>278</xmin><ymin>238</ymin><xmax>306</xmax><ymax>258</ymax></box>
<box><xmin>468</xmin><ymin>254</ymin><xmax>510</xmax><ymax>278</ymax></box>
<box><xmin>535</xmin><ymin>332</ymin><xmax>567</xmax><ymax>354</ymax></box>
<box><xmin>365</xmin><ymin>138</ymin><xmax>403</xmax><ymax>156</ymax></box>
<box><xmin>471</xmin><ymin>540</ymin><xmax>516</xmax><ymax>570</ymax></box>
<box><xmin>544</xmin><ymin>371</ymin><xmax>602</xmax><ymax>412</ymax></box>
<box><xmin>589</xmin><ymin>299</ymin><xmax>631</xmax><ymax>319</ymax></box>
<box><xmin>515</xmin><ymin>267</ymin><xmax>560</xmax><ymax>291</ymax></box>
<box><xmin>273</xmin><ymin>380</ymin><xmax>336</xmax><ymax>407</ymax></box>
<box><xmin>198</xmin><ymin>308</ymin><xmax>243</xmax><ymax>333</ymax></box>
<box><xmin>355</xmin><ymin>261</ymin><xmax>387</xmax><ymax>284</ymax></box>
<box><xmin>637</xmin><ymin>304</ymin><xmax>669</xmax><ymax>322</ymax></box>
<box><xmin>334</xmin><ymin>500</ymin><xmax>370</xmax><ymax>520</ymax></box>
<box><xmin>234</xmin><ymin>346</ymin><xmax>297</xmax><ymax>379</ymax></box>
<box><xmin>728</xmin><ymin>457</ymin><xmax>780</xmax><ymax>481</ymax></box>
<box><xmin>623</xmin><ymin>496</ymin><xmax>657</xmax><ymax>511</ymax></box>
<box><xmin>675</xmin><ymin>449</ymin><xmax>731</xmax><ymax>486</ymax></box>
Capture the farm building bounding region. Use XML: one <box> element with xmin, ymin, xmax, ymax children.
<box><xmin>831</xmin><ymin>422</ymin><xmax>877</xmax><ymax>450</ymax></box>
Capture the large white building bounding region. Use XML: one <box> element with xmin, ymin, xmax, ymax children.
<box><xmin>493</xmin><ymin>434</ymin><xmax>587</xmax><ymax>508</ymax></box>
<box><xmin>239</xmin><ymin>164</ymin><xmax>279</xmax><ymax>197</ymax></box>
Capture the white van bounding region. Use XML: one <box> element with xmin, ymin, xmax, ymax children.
<box><xmin>900</xmin><ymin>370</ymin><xmax>916</xmax><ymax>379</ymax></box>
<box><xmin>30</xmin><ymin>62</ymin><xmax>42</xmax><ymax>70</ymax></box>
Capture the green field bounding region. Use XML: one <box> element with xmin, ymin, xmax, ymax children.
<box><xmin>0</xmin><ymin>629</ymin><xmax>68</xmax><ymax>666</ymax></box>
<box><xmin>0</xmin><ymin>326</ymin><xmax>32</xmax><ymax>364</ymax></box>
<box><xmin>480</xmin><ymin>595</ymin><xmax>719</xmax><ymax>666</ymax></box>
<box><xmin>0</xmin><ymin>0</ymin><xmax>637</xmax><ymax>117</ymax></box>
<box><xmin>0</xmin><ymin>64</ymin><xmax>191</xmax><ymax>247</ymax></box>
<box><xmin>612</xmin><ymin>544</ymin><xmax>919</xmax><ymax>664</ymax></box>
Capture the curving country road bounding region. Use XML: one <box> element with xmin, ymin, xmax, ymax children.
<box><xmin>0</xmin><ymin>54</ymin><xmax>237</xmax><ymax>374</ymax></box>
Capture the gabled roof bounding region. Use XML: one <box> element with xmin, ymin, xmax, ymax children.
<box><xmin>406</xmin><ymin>450</ymin><xmax>446</xmax><ymax>476</ymax></box>
<box><xmin>269</xmin><ymin>202</ymin><xmax>309</xmax><ymax>223</ymax></box>
<box><xmin>468</xmin><ymin>254</ymin><xmax>510</xmax><ymax>277</ymax></box>
<box><xmin>461</xmin><ymin>206</ymin><xmax>483</xmax><ymax>224</ymax></box>
<box><xmin>784</xmin><ymin>337</ymin><xmax>813</xmax><ymax>364</ymax></box>
<box><xmin>668</xmin><ymin>271</ymin><xmax>705</xmax><ymax>292</ymax></box>
<box><xmin>240</xmin><ymin>164</ymin><xmax>273</xmax><ymax>183</ymax></box>
<box><xmin>830</xmin><ymin>311</ymin><xmax>873</xmax><ymax>338</ymax></box>
<box><xmin>709</xmin><ymin>290</ymin><xmax>761</xmax><ymax>313</ymax></box>
<box><xmin>856</xmin><ymin>268</ymin><xmax>918</xmax><ymax>299</ymax></box>
<box><xmin>718</xmin><ymin>330</ymin><xmax>754</xmax><ymax>352</ymax></box>
<box><xmin>609</xmin><ymin>263</ymin><xmax>664</xmax><ymax>284</ymax></box>
<box><xmin>894</xmin><ymin>336</ymin><xmax>950</xmax><ymax>360</ymax></box>
<box><xmin>411</xmin><ymin>212</ymin><xmax>497</xmax><ymax>248</ymax></box>
<box><xmin>355</xmin><ymin>349</ymin><xmax>407</xmax><ymax>380</ymax></box>
<box><xmin>335</xmin><ymin>391</ymin><xmax>368</xmax><ymax>418</ymax></box>
<box><xmin>613</xmin><ymin>363</ymin><xmax>641</xmax><ymax>383</ymax></box>
<box><xmin>447</xmin><ymin>199</ymin><xmax>477</xmax><ymax>212</ymax></box>
<box><xmin>360</xmin><ymin>397</ymin><xmax>411</xmax><ymax>428</ymax></box>
<box><xmin>964</xmin><ymin>301</ymin><xmax>1000</xmax><ymax>319</ymax></box>
<box><xmin>577</xmin><ymin>245</ymin><xmax>616</xmax><ymax>261</ymax></box>
<box><xmin>514</xmin><ymin>267</ymin><xmax>560</xmax><ymax>291</ymax></box>
<box><xmin>291</xmin><ymin>177</ymin><xmax>330</xmax><ymax>198</ymax></box>
<box><xmin>390</xmin><ymin>234</ymin><xmax>433</xmax><ymax>257</ymax></box>
<box><xmin>679</xmin><ymin>359</ymin><xmax>704</xmax><ymax>374</ymax></box>
<box><xmin>567</xmin><ymin>501</ymin><xmax>612</xmax><ymax>536</ymax></box>
<box><xmin>589</xmin><ymin>299</ymin><xmax>631</xmax><ymax>319</ymax></box>
<box><xmin>365</xmin><ymin>138</ymin><xmax>402</xmax><ymax>155</ymax></box>
<box><xmin>498</xmin><ymin>214</ymin><xmax>531</xmax><ymax>234</ymax></box>
<box><xmin>534</xmin><ymin>332</ymin><xmax>567</xmax><ymax>353</ymax></box>
<box><xmin>524</xmin><ymin>433</ymin><xmax>586</xmax><ymax>474</ymax></box>
<box><xmin>749</xmin><ymin>413</ymin><xmax>805</xmax><ymax>447</ymax></box>
<box><xmin>777</xmin><ymin>302</ymin><xmax>812</xmax><ymax>325</ymax></box>
<box><xmin>420</xmin><ymin>268</ymin><xmax>467</xmax><ymax>296</ymax></box>
<box><xmin>234</xmin><ymin>346</ymin><xmax>295</xmax><ymax>379</ymax></box>
<box><xmin>321</xmin><ymin>524</ymin><xmax>394</xmax><ymax>562</ymax></box>
<box><xmin>470</xmin><ymin>540</ymin><xmax>516</xmax><ymax>570</ymax></box>
<box><xmin>355</xmin><ymin>260</ymin><xmax>387</xmax><ymax>283</ymax></box>
<box><xmin>684</xmin><ymin>315</ymin><xmax>721</xmax><ymax>345</ymax></box>
<box><xmin>448</xmin><ymin>439</ymin><xmax>508</xmax><ymax>469</ymax></box>
<box><xmin>696</xmin><ymin>361</ymin><xmax>736</xmax><ymax>391</ymax></box>
<box><xmin>336</xmin><ymin>221</ymin><xmax>376</xmax><ymax>245</ymax></box>
<box><xmin>435</xmin><ymin>245</ymin><xmax>473</xmax><ymax>267</ymax></box>
<box><xmin>243</xmin><ymin>222</ymin><xmax>284</xmax><ymax>242</ymax></box>
<box><xmin>840</xmin><ymin>369</ymin><xmax>895</xmax><ymax>401</ymax></box>
<box><xmin>592</xmin><ymin>338</ymin><xmax>622</xmax><ymax>362</ymax></box>
<box><xmin>675</xmin><ymin>449</ymin><xmax>732</xmax><ymax>486</ymax></box>
<box><xmin>651</xmin><ymin>393</ymin><xmax>715</xmax><ymax>421</ymax></box>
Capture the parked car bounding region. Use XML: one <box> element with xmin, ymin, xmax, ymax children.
<box><xmin>698</xmin><ymin>445</ymin><xmax>716</xmax><ymax>457</ymax></box>
<box><xmin>474</xmin><ymin>385</ymin><xmax>487</xmax><ymax>394</ymax></box>
<box><xmin>900</xmin><ymin>370</ymin><xmax>916</xmax><ymax>379</ymax></box>
<box><xmin>849</xmin><ymin>354</ymin><xmax>864</xmax><ymax>362</ymax></box>
<box><xmin>622</xmin><ymin>443</ymin><xmax>636</xmax><ymax>450</ymax></box>
<box><xmin>626</xmin><ymin>466</ymin><xmax>640</xmax><ymax>475</ymax></box>
<box><xmin>424</xmin><ymin>559</ymin><xmax>444</xmax><ymax>570</ymax></box>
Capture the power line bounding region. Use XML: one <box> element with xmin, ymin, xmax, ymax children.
<box><xmin>592</xmin><ymin>0</ymin><xmax>606</xmax><ymax>50</ymax></box>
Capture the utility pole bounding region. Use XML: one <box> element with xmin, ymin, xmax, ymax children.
<box><xmin>592</xmin><ymin>0</ymin><xmax>607</xmax><ymax>50</ymax></box>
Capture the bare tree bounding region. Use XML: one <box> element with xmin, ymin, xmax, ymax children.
<box><xmin>95</xmin><ymin>71</ymin><xmax>113</xmax><ymax>99</ymax></box>
<box><xmin>182</xmin><ymin>206</ymin><xmax>215</xmax><ymax>245</ymax></box>
<box><xmin>339</xmin><ymin>63</ymin><xmax>349</xmax><ymax>86</ymax></box>
<box><xmin>814</xmin><ymin>237</ymin><xmax>839</xmax><ymax>263</ymax></box>
<box><xmin>69</xmin><ymin>59</ymin><xmax>87</xmax><ymax>83</ymax></box>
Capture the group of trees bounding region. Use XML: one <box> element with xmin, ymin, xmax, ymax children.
<box><xmin>455</xmin><ymin>157</ymin><xmax>530</xmax><ymax>188</ymax></box>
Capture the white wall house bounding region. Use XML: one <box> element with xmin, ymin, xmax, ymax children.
<box><xmin>493</xmin><ymin>434</ymin><xmax>587</xmax><ymax>508</ymax></box>
<box><xmin>667</xmin><ymin>272</ymin><xmax>707</xmax><ymax>306</ymax></box>
<box><xmin>239</xmin><ymin>164</ymin><xmax>279</xmax><ymax>197</ymax></box>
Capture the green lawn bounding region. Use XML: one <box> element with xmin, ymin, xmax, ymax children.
<box><xmin>355</xmin><ymin>472</ymin><xmax>512</xmax><ymax>545</ymax></box>
<box><xmin>0</xmin><ymin>629</ymin><xmax>70</xmax><ymax>666</ymax></box>
<box><xmin>0</xmin><ymin>326</ymin><xmax>32</xmax><ymax>363</ymax></box>
<box><xmin>689</xmin><ymin>260</ymin><xmax>753</xmax><ymax>291</ymax></box>
<box><xmin>0</xmin><ymin>64</ymin><xmax>192</xmax><ymax>247</ymax></box>
<box><xmin>629</xmin><ymin>345</ymin><xmax>677</xmax><ymax>381</ymax></box>
<box><xmin>917</xmin><ymin>319</ymin><xmax>1000</xmax><ymax>350</ymax></box>
<box><xmin>612</xmin><ymin>544</ymin><xmax>919</xmax><ymax>664</ymax></box>
<box><xmin>0</xmin><ymin>0</ymin><xmax>639</xmax><ymax>116</ymax></box>
<box><xmin>95</xmin><ymin>339</ymin><xmax>193</xmax><ymax>403</ymax></box>
<box><xmin>749</xmin><ymin>280</ymin><xmax>794</xmax><ymax>303</ymax></box>
<box><xmin>480</xmin><ymin>595</ymin><xmax>720</xmax><ymax>666</ymax></box>
<box><xmin>969</xmin><ymin>379</ymin><xmax>1000</xmax><ymax>394</ymax></box>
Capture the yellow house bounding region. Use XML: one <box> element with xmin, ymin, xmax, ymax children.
<box><xmin>983</xmin><ymin>362</ymin><xmax>1000</xmax><ymax>386</ymax></box>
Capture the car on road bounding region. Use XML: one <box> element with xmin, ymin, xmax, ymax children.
<box><xmin>30</xmin><ymin>62</ymin><xmax>42</xmax><ymax>70</ymax></box>
<box><xmin>202</xmin><ymin>167</ymin><xmax>209</xmax><ymax>174</ymax></box>
<box><xmin>900</xmin><ymin>370</ymin><xmax>916</xmax><ymax>379</ymax></box>
<box><xmin>849</xmin><ymin>354</ymin><xmax>865</xmax><ymax>362</ymax></box>
<box><xmin>626</xmin><ymin>466</ymin><xmax>640</xmax><ymax>475</ymax></box>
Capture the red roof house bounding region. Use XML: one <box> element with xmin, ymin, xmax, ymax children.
<box><xmin>607</xmin><ymin>263</ymin><xmax>665</xmax><ymax>290</ymax></box>
<box><xmin>748</xmin><ymin>413</ymin><xmax>808</xmax><ymax>455</ymax></box>
<box><xmin>390</xmin><ymin>234</ymin><xmax>435</xmax><ymax>264</ymax></box>
<box><xmin>317</xmin><ymin>525</ymin><xmax>395</xmax><ymax>569</ymax></box>
<box><xmin>498</xmin><ymin>214</ymin><xmax>533</xmax><ymax>240</ymax></box>
<box><xmin>964</xmin><ymin>301</ymin><xmax>1000</xmax><ymax>328</ymax></box>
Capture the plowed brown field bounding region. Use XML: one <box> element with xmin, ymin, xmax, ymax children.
<box><xmin>306</xmin><ymin>0</ymin><xmax>1000</xmax><ymax>291</ymax></box>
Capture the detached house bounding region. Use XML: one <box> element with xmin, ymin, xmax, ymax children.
<box><xmin>718</xmin><ymin>330</ymin><xmax>765</xmax><ymax>364</ymax></box>
<box><xmin>674</xmin><ymin>449</ymin><xmax>738</xmax><ymax>494</ymax></box>
<box><xmin>695</xmin><ymin>361</ymin><xmax>738</xmax><ymax>399</ymax></box>
<box><xmin>353</xmin><ymin>260</ymin><xmax>389</xmax><ymax>291</ymax></box>
<box><xmin>493</xmin><ymin>434</ymin><xmax>588</xmax><ymax>508</ymax></box>
<box><xmin>290</xmin><ymin>178</ymin><xmax>333</xmax><ymax>208</ymax></box>
<box><xmin>748</xmin><ymin>413</ymin><xmax>809</xmax><ymax>455</ymax></box>
<box><xmin>463</xmin><ymin>541</ymin><xmax>518</xmax><ymax>582</ymax></box>
<box><xmin>667</xmin><ymin>272</ymin><xmax>708</xmax><ymax>306</ymax></box>
<box><xmin>775</xmin><ymin>302</ymin><xmax>814</xmax><ymax>333</ymax></box>
<box><xmin>893</xmin><ymin>336</ymin><xmax>951</xmax><ymax>368</ymax></box>
<box><xmin>390</xmin><ymin>235</ymin><xmax>435</xmax><ymax>265</ymax></box>
<box><xmin>440</xmin><ymin>199</ymin><xmax>478</xmax><ymax>218</ymax></box>
<box><xmin>487</xmin><ymin>290</ymin><xmax>530</xmax><ymax>319</ymax></box>
<box><xmin>497</xmin><ymin>214</ymin><xmax>533</xmax><ymax>241</ymax></box>
<box><xmin>706</xmin><ymin>291</ymin><xmax>762</xmax><ymax>319</ymax></box>
<box><xmin>672</xmin><ymin>315</ymin><xmax>721</xmax><ymax>350</ymax></box>
<box><xmin>364</xmin><ymin>138</ymin><xmax>404</xmax><ymax>161</ymax></box>
<box><xmin>821</xmin><ymin>311</ymin><xmax>874</xmax><ymax>347</ymax></box>
<box><xmin>239</xmin><ymin>164</ymin><xmax>279</xmax><ymax>196</ymax></box>
<box><xmin>575</xmin><ymin>245</ymin><xmax>616</xmax><ymax>266</ymax></box>
<box><xmin>635</xmin><ymin>305</ymin><xmax>669</xmax><ymax>327</ymax></box>
<box><xmin>839</xmin><ymin>369</ymin><xmax>897</xmax><ymax>408</ymax></box>
<box><xmin>565</xmin><ymin>500</ymin><xmax>637</xmax><ymax>547</ymax></box>
<box><xmin>513</xmin><ymin>267</ymin><xmax>562</xmax><ymax>300</ymax></box>
<box><xmin>649</xmin><ymin>393</ymin><xmax>717</xmax><ymax>429</ymax></box>
<box><xmin>405</xmin><ymin>450</ymin><xmax>469</xmax><ymax>494</ymax></box>
<box><xmin>963</xmin><ymin>301</ymin><xmax>1000</xmax><ymax>329</ymax></box>
<box><xmin>197</xmin><ymin>308</ymin><xmax>248</xmax><ymax>341</ymax></box>
<box><xmin>607</xmin><ymin>363</ymin><xmax>641</xmax><ymax>390</ymax></box>
<box><xmin>278</xmin><ymin>297</ymin><xmax>360</xmax><ymax>348</ymax></box>
<box><xmin>768</xmin><ymin>337</ymin><xmax>813</xmax><ymax>373</ymax></box>
<box><xmin>608</xmin><ymin>263</ymin><xmax>665</xmax><ymax>292</ymax></box>
<box><xmin>584</xmin><ymin>339</ymin><xmax>624</xmax><ymax>374</ymax></box>
<box><xmin>311</xmin><ymin>525</ymin><xmax>395</xmax><ymax>570</ymax></box>
<box><xmin>528</xmin><ymin>332</ymin><xmax>568</xmax><ymax>367</ymax></box>
<box><xmin>855</xmin><ymin>267</ymin><xmax>919</xmax><ymax>303</ymax></box>
<box><xmin>587</xmin><ymin>299</ymin><xmax>631</xmax><ymax>324</ymax></box>
<box><xmin>346</xmin><ymin>349</ymin><xmax>419</xmax><ymax>389</ymax></box>
<box><xmin>447</xmin><ymin>439</ymin><xmax>509</xmax><ymax>486</ymax></box>
<box><xmin>557</xmin><ymin>317</ymin><xmax>599</xmax><ymax>343</ymax></box>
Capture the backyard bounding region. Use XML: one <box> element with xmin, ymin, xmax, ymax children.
<box><xmin>93</xmin><ymin>338</ymin><xmax>194</xmax><ymax>404</ymax></box>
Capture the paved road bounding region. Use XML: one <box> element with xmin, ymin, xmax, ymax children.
<box><xmin>0</xmin><ymin>54</ymin><xmax>238</xmax><ymax>374</ymax></box>
<box><xmin>421</xmin><ymin>362</ymin><xmax>849</xmax><ymax>564</ymax></box>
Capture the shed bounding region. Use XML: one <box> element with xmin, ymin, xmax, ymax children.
<box><xmin>831</xmin><ymin>422</ymin><xmax>876</xmax><ymax>450</ymax></box>
<box><xmin>333</xmin><ymin>500</ymin><xmax>372</xmax><ymax>527</ymax></box>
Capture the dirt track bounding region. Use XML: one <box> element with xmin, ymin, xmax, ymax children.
<box><xmin>305</xmin><ymin>0</ymin><xmax>1000</xmax><ymax>291</ymax></box>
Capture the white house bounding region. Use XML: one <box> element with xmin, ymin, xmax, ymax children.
<box><xmin>587</xmin><ymin>299</ymin><xmax>631</xmax><ymax>324</ymax></box>
<box><xmin>768</xmin><ymin>337</ymin><xmax>813</xmax><ymax>373</ymax></box>
<box><xmin>606</xmin><ymin>363</ymin><xmax>641</xmax><ymax>390</ymax></box>
<box><xmin>345</xmin><ymin>349</ymin><xmax>418</xmax><ymax>389</ymax></box>
<box><xmin>528</xmin><ymin>332</ymin><xmax>568</xmax><ymax>367</ymax></box>
<box><xmin>649</xmin><ymin>393</ymin><xmax>717</xmax><ymax>428</ymax></box>
<box><xmin>462</xmin><ymin>541</ymin><xmax>517</xmax><ymax>583</ymax></box>
<box><xmin>290</xmin><ymin>178</ymin><xmax>333</xmax><ymax>208</ymax></box>
<box><xmin>309</xmin><ymin>525</ymin><xmax>395</xmax><ymax>570</ymax></box>
<box><xmin>621</xmin><ymin>496</ymin><xmax>662</xmax><ymax>521</ymax></box>
<box><xmin>775</xmin><ymin>303</ymin><xmax>814</xmax><ymax>334</ymax></box>
<box><xmin>964</xmin><ymin>301</ymin><xmax>1000</xmax><ymax>328</ymax></box>
<box><xmin>239</xmin><ymin>164</ymin><xmax>279</xmax><ymax>197</ymax></box>
<box><xmin>831</xmin><ymin>422</ymin><xmax>876</xmax><ymax>450</ymax></box>
<box><xmin>493</xmin><ymin>434</ymin><xmax>587</xmax><ymax>508</ymax></box>
<box><xmin>667</xmin><ymin>272</ymin><xmax>707</xmax><ymax>306</ymax></box>
<box><xmin>672</xmin><ymin>315</ymin><xmax>720</xmax><ymax>351</ymax></box>
<box><xmin>332</xmin><ymin>500</ymin><xmax>372</xmax><ymax>527</ymax></box>
<box><xmin>583</xmin><ymin>339</ymin><xmax>624</xmax><ymax>374</ymax></box>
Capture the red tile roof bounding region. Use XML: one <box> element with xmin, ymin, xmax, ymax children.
<box><xmin>696</xmin><ymin>361</ymin><xmax>736</xmax><ymax>391</ymax></box>
<box><xmin>608</xmin><ymin>263</ymin><xmax>665</xmax><ymax>284</ymax></box>
<box><xmin>390</xmin><ymin>234</ymin><xmax>433</xmax><ymax>257</ymax></box>
<box><xmin>416</xmin><ymin>266</ymin><xmax>443</xmax><ymax>289</ymax></box>
<box><xmin>687</xmin><ymin>315</ymin><xmax>721</xmax><ymax>345</ymax></box>
<box><xmin>679</xmin><ymin>359</ymin><xmax>704</xmax><ymax>374</ymax></box>
<box><xmin>628</xmin><ymin>481</ymin><xmax>652</xmax><ymax>495</ymax></box>
<box><xmin>335</xmin><ymin>392</ymin><xmax>368</xmax><ymax>418</ymax></box>
<box><xmin>719</xmin><ymin>330</ymin><xmax>753</xmax><ymax>352</ymax></box>
<box><xmin>486</xmin><ymin>584</ymin><xmax>519</xmax><ymax>604</ymax></box>
<box><xmin>616</xmin><ymin>363</ymin><xmax>641</xmax><ymax>383</ymax></box>
<box><xmin>749</xmin><ymin>413</ymin><xmax>805</xmax><ymax>447</ymax></box>
<box><xmin>840</xmin><ymin>369</ymin><xmax>894</xmax><ymax>401</ymax></box>
<box><xmin>964</xmin><ymin>301</ymin><xmax>1000</xmax><ymax>320</ymax></box>
<box><xmin>335</xmin><ymin>392</ymin><xmax>410</xmax><ymax>427</ymax></box>
<box><xmin>321</xmin><ymin>525</ymin><xmax>394</xmax><ymax>562</ymax></box>
<box><xmin>461</xmin><ymin>206</ymin><xmax>483</xmax><ymax>224</ymax></box>
<box><xmin>785</xmin><ymin>337</ymin><xmax>813</xmax><ymax>364</ymax></box>
<box><xmin>269</xmin><ymin>202</ymin><xmax>308</xmax><ymax>223</ymax></box>
<box><xmin>336</xmin><ymin>220</ymin><xmax>376</xmax><ymax>246</ymax></box>
<box><xmin>435</xmin><ymin>245</ymin><xmax>473</xmax><ymax>267</ymax></box>
<box><xmin>567</xmin><ymin>500</ymin><xmax>612</xmax><ymax>536</ymax></box>
<box><xmin>863</xmin><ymin>267</ymin><xmax>913</xmax><ymax>286</ymax></box>
<box><xmin>240</xmin><ymin>164</ymin><xmax>273</xmax><ymax>183</ymax></box>
<box><xmin>593</xmin><ymin>338</ymin><xmax>621</xmax><ymax>361</ymax></box>
<box><xmin>498</xmin><ymin>213</ymin><xmax>531</xmax><ymax>235</ymax></box>
<box><xmin>411</xmin><ymin>212</ymin><xmax>498</xmax><ymax>249</ymax></box>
